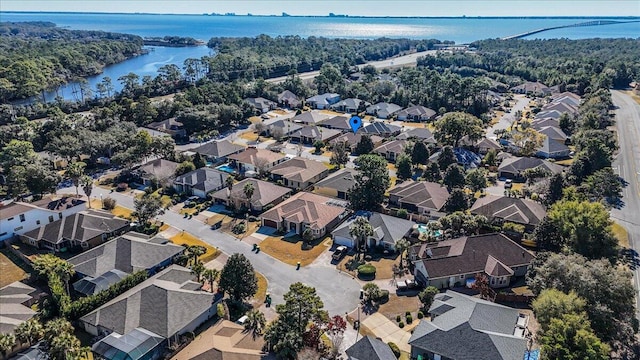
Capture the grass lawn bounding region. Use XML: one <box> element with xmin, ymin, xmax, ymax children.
<box><xmin>135</xmin><ymin>190</ymin><xmax>173</xmax><ymax>208</ymax></box>
<box><xmin>170</xmin><ymin>231</ymin><xmax>219</xmax><ymax>263</ymax></box>
<box><xmin>490</xmin><ymin>110</ymin><xmax>505</xmax><ymax>125</ymax></box>
<box><xmin>180</xmin><ymin>207</ymin><xmax>199</xmax><ymax>216</ymax></box>
<box><xmin>253</xmin><ymin>272</ymin><xmax>268</xmax><ymax>308</ymax></box>
<box><xmin>337</xmin><ymin>254</ymin><xmax>400</xmax><ymax>280</ymax></box>
<box><xmin>319</xmin><ymin>109</ymin><xmax>343</xmax><ymax>116</ymax></box>
<box><xmin>240</xmin><ymin>131</ymin><xmax>259</xmax><ymax>141</ymax></box>
<box><xmin>112</xmin><ymin>205</ymin><xmax>133</xmax><ymax>219</ymax></box>
<box><xmin>0</xmin><ymin>250</ymin><xmax>28</xmax><ymax>287</ymax></box>
<box><xmin>248</xmin><ymin>116</ymin><xmax>262</xmax><ymax>124</ymax></box>
<box><xmin>378</xmin><ymin>294</ymin><xmax>422</xmax><ymax>321</ymax></box>
<box><xmin>511</xmin><ymin>183</ymin><xmax>524</xmax><ymax>192</ymax></box>
<box><xmin>624</xmin><ymin>90</ymin><xmax>640</xmax><ymax>105</ymax></box>
<box><xmin>554</xmin><ymin>158</ymin><xmax>575</xmax><ymax>166</ymax></box>
<box><xmin>259</xmin><ymin>235</ymin><xmax>331</xmax><ymax>266</ymax></box>
<box><xmin>219</xmin><ymin>217</ymin><xmax>261</xmax><ymax>239</ymax></box>
<box><xmin>612</xmin><ymin>222</ymin><xmax>630</xmax><ymax>248</ymax></box>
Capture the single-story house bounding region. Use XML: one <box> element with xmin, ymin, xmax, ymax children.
<box><xmin>510</xmin><ymin>81</ymin><xmax>551</xmax><ymax>96</ymax></box>
<box><xmin>535</xmin><ymin>109</ymin><xmax>563</xmax><ymax>120</ymax></box>
<box><xmin>93</xmin><ymin>327</ymin><xmax>165</xmax><ymax>360</ymax></box>
<box><xmin>469</xmin><ymin>195</ymin><xmax>546</xmax><ymax>231</ymax></box>
<box><xmin>265</xmin><ymin>119</ymin><xmax>304</xmax><ymax>138</ymax></box>
<box><xmin>244</xmin><ymin>97</ymin><xmax>277</xmax><ymax>114</ymax></box>
<box><xmin>346</xmin><ymin>336</ymin><xmax>397</xmax><ymax>360</ymax></box>
<box><xmin>318</xmin><ymin>115</ymin><xmax>353</xmax><ymax>131</ymax></box>
<box><xmin>541</xmin><ymin>101</ymin><xmax>578</xmax><ymax>114</ymax></box>
<box><xmin>314</xmin><ymin>168</ymin><xmax>358</xmax><ymax>200</ymax></box>
<box><xmin>291</xmin><ymin>111</ymin><xmax>331</xmax><ymax>125</ymax></box>
<box><xmin>19</xmin><ymin>209</ymin><xmax>130</xmax><ymax>252</ymax></box>
<box><xmin>362</xmin><ymin>122</ymin><xmax>402</xmax><ymax>137</ymax></box>
<box><xmin>80</xmin><ymin>265</ymin><xmax>216</xmax><ymax>342</ymax></box>
<box><xmin>0</xmin><ymin>281</ymin><xmax>38</xmax><ymax>334</ymax></box>
<box><xmin>373</xmin><ymin>139</ymin><xmax>409</xmax><ymax>162</ymax></box>
<box><xmin>68</xmin><ymin>232</ymin><xmax>185</xmax><ymax>296</ymax></box>
<box><xmin>497</xmin><ymin>156</ymin><xmax>564</xmax><ymax>179</ymax></box>
<box><xmin>0</xmin><ymin>196</ymin><xmax>87</xmax><ymax>244</ymax></box>
<box><xmin>329</xmin><ymin>133</ymin><xmax>384</xmax><ymax>152</ymax></box>
<box><xmin>411</xmin><ymin>233</ymin><xmax>535</xmax><ymax>289</ymax></box>
<box><xmin>366</xmin><ymin>102</ymin><xmax>403</xmax><ymax>119</ymax></box>
<box><xmin>409</xmin><ymin>291</ymin><xmax>529</xmax><ymax>360</ymax></box>
<box><xmin>289</xmin><ymin>126</ymin><xmax>342</xmax><ymax>144</ymax></box>
<box><xmin>269</xmin><ymin>157</ymin><xmax>329</xmax><ymax>190</ymax></box>
<box><xmin>531</xmin><ymin>117</ymin><xmax>560</xmax><ymax>130</ymax></box>
<box><xmin>330</xmin><ymin>98</ymin><xmax>370</xmax><ymax>113</ymax></box>
<box><xmin>173</xmin><ymin>168</ymin><xmax>231</xmax><ymax>198</ymax></box>
<box><xmin>277</xmin><ymin>90</ymin><xmax>301</xmax><ymax>109</ymax></box>
<box><xmin>260</xmin><ymin>192</ymin><xmax>349</xmax><ymax>239</ymax></box>
<box><xmin>396</xmin><ymin>127</ymin><xmax>436</xmax><ymax>143</ymax></box>
<box><xmin>537</xmin><ymin>126</ymin><xmax>568</xmax><ymax>143</ymax></box>
<box><xmin>146</xmin><ymin>118</ymin><xmax>186</xmax><ymax>139</ymax></box>
<box><xmin>396</xmin><ymin>105</ymin><xmax>437</xmax><ymax>122</ymax></box>
<box><xmin>191</xmin><ymin>140</ymin><xmax>245</xmax><ymax>164</ymax></box>
<box><xmin>211</xmin><ymin>178</ymin><xmax>292</xmax><ymax>212</ymax></box>
<box><xmin>428</xmin><ymin>148</ymin><xmax>482</xmax><ymax>170</ymax></box>
<box><xmin>332</xmin><ymin>212</ymin><xmax>415</xmax><ymax>251</ymax></box>
<box><xmin>459</xmin><ymin>136</ymin><xmax>502</xmax><ymax>155</ymax></box>
<box><xmin>133</xmin><ymin>159</ymin><xmax>179</xmax><ymax>186</ymax></box>
<box><xmin>388</xmin><ymin>181</ymin><xmax>450</xmax><ymax>216</ymax></box>
<box><xmin>227</xmin><ymin>147</ymin><xmax>287</xmax><ymax>174</ymax></box>
<box><xmin>536</xmin><ymin>136</ymin><xmax>571</xmax><ymax>159</ymax></box>
<box><xmin>169</xmin><ymin>320</ymin><xmax>266</xmax><ymax>360</ymax></box>
<box><xmin>306</xmin><ymin>93</ymin><xmax>341</xmax><ymax>109</ymax></box>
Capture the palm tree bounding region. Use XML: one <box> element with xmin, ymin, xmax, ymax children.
<box><xmin>203</xmin><ymin>268</ymin><xmax>220</xmax><ymax>293</ymax></box>
<box><xmin>395</xmin><ymin>238</ymin><xmax>411</xmax><ymax>269</ymax></box>
<box><xmin>44</xmin><ymin>318</ymin><xmax>73</xmax><ymax>344</ymax></box>
<box><xmin>185</xmin><ymin>245</ymin><xmax>206</xmax><ymax>266</ymax></box>
<box><xmin>80</xmin><ymin>175</ymin><xmax>93</xmax><ymax>208</ymax></box>
<box><xmin>191</xmin><ymin>261</ymin><xmax>205</xmax><ymax>282</ymax></box>
<box><xmin>32</xmin><ymin>254</ymin><xmax>75</xmax><ymax>296</ymax></box>
<box><xmin>49</xmin><ymin>332</ymin><xmax>82</xmax><ymax>360</ymax></box>
<box><xmin>15</xmin><ymin>318</ymin><xmax>43</xmax><ymax>346</ymax></box>
<box><xmin>0</xmin><ymin>333</ymin><xmax>16</xmax><ymax>358</ymax></box>
<box><xmin>225</xmin><ymin>175</ymin><xmax>234</xmax><ymax>191</ymax></box>
<box><xmin>243</xmin><ymin>182</ymin><xmax>255</xmax><ymax>212</ymax></box>
<box><xmin>66</xmin><ymin>162</ymin><xmax>86</xmax><ymax>198</ymax></box>
<box><xmin>244</xmin><ymin>309</ymin><xmax>267</xmax><ymax>338</ymax></box>
<box><xmin>349</xmin><ymin>216</ymin><xmax>374</xmax><ymax>259</ymax></box>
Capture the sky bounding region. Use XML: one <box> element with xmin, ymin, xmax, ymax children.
<box><xmin>2</xmin><ymin>0</ymin><xmax>639</xmax><ymax>17</ymax></box>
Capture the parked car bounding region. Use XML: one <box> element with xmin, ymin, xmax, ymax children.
<box><xmin>504</xmin><ymin>179</ymin><xmax>513</xmax><ymax>189</ymax></box>
<box><xmin>184</xmin><ymin>196</ymin><xmax>200</xmax><ymax>207</ymax></box>
<box><xmin>332</xmin><ymin>246</ymin><xmax>348</xmax><ymax>261</ymax></box>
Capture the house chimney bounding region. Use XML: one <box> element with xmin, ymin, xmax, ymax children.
<box><xmin>522</xmin><ymin>251</ymin><xmax>525</xmax><ymax>258</ymax></box>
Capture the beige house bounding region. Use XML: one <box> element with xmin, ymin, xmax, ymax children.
<box><xmin>228</xmin><ymin>147</ymin><xmax>287</xmax><ymax>174</ymax></box>
<box><xmin>269</xmin><ymin>157</ymin><xmax>329</xmax><ymax>190</ymax></box>
<box><xmin>211</xmin><ymin>178</ymin><xmax>292</xmax><ymax>212</ymax></box>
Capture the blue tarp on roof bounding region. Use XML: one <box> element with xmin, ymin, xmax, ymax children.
<box><xmin>524</xmin><ymin>349</ymin><xmax>540</xmax><ymax>360</ymax></box>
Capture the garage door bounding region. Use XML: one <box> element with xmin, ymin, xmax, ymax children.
<box><xmin>333</xmin><ymin>236</ymin><xmax>354</xmax><ymax>248</ymax></box>
<box><xmin>263</xmin><ymin>219</ymin><xmax>278</xmax><ymax>229</ymax></box>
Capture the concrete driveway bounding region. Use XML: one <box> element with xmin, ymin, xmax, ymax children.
<box><xmin>486</xmin><ymin>95</ymin><xmax>530</xmax><ymax>140</ymax></box>
<box><xmin>362</xmin><ymin>313</ymin><xmax>412</xmax><ymax>352</ymax></box>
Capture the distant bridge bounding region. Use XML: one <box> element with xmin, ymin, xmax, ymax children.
<box><xmin>502</xmin><ymin>20</ymin><xmax>639</xmax><ymax>40</ymax></box>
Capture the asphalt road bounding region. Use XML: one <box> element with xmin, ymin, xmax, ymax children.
<box><xmin>610</xmin><ymin>90</ymin><xmax>640</xmax><ymax>319</ymax></box>
<box><xmin>62</xmin><ymin>188</ymin><xmax>362</xmax><ymax>317</ymax></box>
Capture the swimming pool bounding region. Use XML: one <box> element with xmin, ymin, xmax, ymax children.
<box><xmin>416</xmin><ymin>224</ymin><xmax>442</xmax><ymax>239</ymax></box>
<box><xmin>216</xmin><ymin>164</ymin><xmax>236</xmax><ymax>174</ymax></box>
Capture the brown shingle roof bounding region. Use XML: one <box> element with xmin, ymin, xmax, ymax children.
<box><xmin>261</xmin><ymin>192</ymin><xmax>347</xmax><ymax>231</ymax></box>
<box><xmin>269</xmin><ymin>158</ymin><xmax>328</xmax><ymax>183</ymax></box>
<box><xmin>210</xmin><ymin>178</ymin><xmax>292</xmax><ymax>208</ymax></box>
<box><xmin>389</xmin><ymin>181</ymin><xmax>450</xmax><ymax>211</ymax></box>
<box><xmin>228</xmin><ymin>147</ymin><xmax>285</xmax><ymax>166</ymax></box>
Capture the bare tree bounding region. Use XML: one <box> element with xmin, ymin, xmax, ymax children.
<box><xmin>254</xmin><ymin>157</ymin><xmax>270</xmax><ymax>176</ymax></box>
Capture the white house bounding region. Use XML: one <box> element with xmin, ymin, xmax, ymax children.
<box><xmin>0</xmin><ymin>196</ymin><xmax>86</xmax><ymax>244</ymax></box>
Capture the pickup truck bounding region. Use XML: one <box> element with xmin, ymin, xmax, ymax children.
<box><xmin>332</xmin><ymin>246</ymin><xmax>347</xmax><ymax>261</ymax></box>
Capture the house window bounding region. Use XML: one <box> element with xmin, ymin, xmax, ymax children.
<box><xmin>0</xmin><ymin>232</ymin><xmax>7</xmax><ymax>237</ymax></box>
<box><xmin>7</xmin><ymin>217</ymin><xmax>14</xmax><ymax>221</ymax></box>
<box><xmin>460</xmin><ymin>274</ymin><xmax>464</xmax><ymax>279</ymax></box>
<box><xmin>36</xmin><ymin>220</ymin><xmax>41</xmax><ymax>225</ymax></box>
<box><xmin>13</xmin><ymin>226</ymin><xmax>23</xmax><ymax>232</ymax></box>
<box><xmin>19</xmin><ymin>214</ymin><xmax>25</xmax><ymax>222</ymax></box>
<box><xmin>59</xmin><ymin>213</ymin><xmax>63</xmax><ymax>219</ymax></box>
<box><xmin>48</xmin><ymin>216</ymin><xmax>54</xmax><ymax>223</ymax></box>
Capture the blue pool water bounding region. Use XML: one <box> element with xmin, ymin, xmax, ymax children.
<box><xmin>216</xmin><ymin>164</ymin><xmax>236</xmax><ymax>174</ymax></box>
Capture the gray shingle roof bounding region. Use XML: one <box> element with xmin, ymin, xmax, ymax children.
<box><xmin>346</xmin><ymin>336</ymin><xmax>396</xmax><ymax>360</ymax></box>
<box><xmin>409</xmin><ymin>291</ymin><xmax>528</xmax><ymax>360</ymax></box>
<box><xmin>174</xmin><ymin>168</ymin><xmax>231</xmax><ymax>194</ymax></box>
<box><xmin>470</xmin><ymin>195</ymin><xmax>547</xmax><ymax>226</ymax></box>
<box><xmin>192</xmin><ymin>140</ymin><xmax>245</xmax><ymax>159</ymax></box>
<box><xmin>537</xmin><ymin>136</ymin><xmax>570</xmax><ymax>155</ymax></box>
<box><xmin>80</xmin><ymin>265</ymin><xmax>214</xmax><ymax>338</ymax></box>
<box><xmin>314</xmin><ymin>168</ymin><xmax>358</xmax><ymax>194</ymax></box>
<box><xmin>0</xmin><ymin>282</ymin><xmax>37</xmax><ymax>334</ymax></box>
<box><xmin>388</xmin><ymin>181</ymin><xmax>450</xmax><ymax>212</ymax></box>
<box><xmin>136</xmin><ymin>159</ymin><xmax>179</xmax><ymax>181</ymax></box>
<box><xmin>210</xmin><ymin>178</ymin><xmax>292</xmax><ymax>208</ymax></box>
<box><xmin>497</xmin><ymin>157</ymin><xmax>563</xmax><ymax>176</ymax></box>
<box><xmin>396</xmin><ymin>105</ymin><xmax>436</xmax><ymax>120</ymax></box>
<box><xmin>269</xmin><ymin>157</ymin><xmax>328</xmax><ymax>183</ymax></box>
<box><xmin>333</xmin><ymin>212</ymin><xmax>414</xmax><ymax>247</ymax></box>
<box><xmin>396</xmin><ymin>127</ymin><xmax>435</xmax><ymax>142</ymax></box>
<box><xmin>291</xmin><ymin>111</ymin><xmax>331</xmax><ymax>125</ymax></box>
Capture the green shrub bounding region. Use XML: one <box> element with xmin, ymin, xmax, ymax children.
<box><xmin>398</xmin><ymin>322</ymin><xmax>405</xmax><ymax>328</ymax></box>
<box><xmin>406</xmin><ymin>314</ymin><xmax>413</xmax><ymax>324</ymax></box>
<box><xmin>396</xmin><ymin>209</ymin><xmax>408</xmax><ymax>219</ymax></box>
<box><xmin>388</xmin><ymin>342</ymin><xmax>401</xmax><ymax>358</ymax></box>
<box><xmin>357</xmin><ymin>264</ymin><xmax>376</xmax><ymax>277</ymax></box>
<box><xmin>417</xmin><ymin>311</ymin><xmax>424</xmax><ymax>319</ymax></box>
<box><xmin>405</xmin><ymin>311</ymin><xmax>411</xmax><ymax>316</ymax></box>
<box><xmin>396</xmin><ymin>315</ymin><xmax>401</xmax><ymax>322</ymax></box>
<box><xmin>232</xmin><ymin>223</ymin><xmax>246</xmax><ymax>234</ymax></box>
<box><xmin>379</xmin><ymin>289</ymin><xmax>389</xmax><ymax>303</ymax></box>
<box><xmin>102</xmin><ymin>197</ymin><xmax>117</xmax><ymax>210</ymax></box>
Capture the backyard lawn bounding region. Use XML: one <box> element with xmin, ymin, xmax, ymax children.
<box><xmin>337</xmin><ymin>253</ymin><xmax>402</xmax><ymax>280</ymax></box>
<box><xmin>0</xmin><ymin>250</ymin><xmax>28</xmax><ymax>287</ymax></box>
<box><xmin>170</xmin><ymin>231</ymin><xmax>219</xmax><ymax>263</ymax></box>
<box><xmin>259</xmin><ymin>235</ymin><xmax>331</xmax><ymax>266</ymax></box>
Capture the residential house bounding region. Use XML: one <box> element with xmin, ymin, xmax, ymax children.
<box><xmin>534</xmin><ymin>109</ymin><xmax>563</xmax><ymax>120</ymax></box>
<box><xmin>550</xmin><ymin>91</ymin><xmax>581</xmax><ymax>105</ymax></box>
<box><xmin>362</xmin><ymin>122</ymin><xmax>402</xmax><ymax>137</ymax></box>
<box><xmin>329</xmin><ymin>133</ymin><xmax>384</xmax><ymax>152</ymax></box>
<box><xmin>191</xmin><ymin>140</ymin><xmax>245</xmax><ymax>164</ymax></box>
<box><xmin>173</xmin><ymin>168</ymin><xmax>231</xmax><ymax>198</ymax></box>
<box><xmin>318</xmin><ymin>115</ymin><xmax>353</xmax><ymax>131</ymax></box>
<box><xmin>409</xmin><ymin>291</ymin><xmax>529</xmax><ymax>360</ymax></box>
<box><xmin>330</xmin><ymin>98</ymin><xmax>370</xmax><ymax>113</ymax></box>
<box><xmin>0</xmin><ymin>196</ymin><xmax>86</xmax><ymax>243</ymax></box>
<box><xmin>0</xmin><ymin>281</ymin><xmax>38</xmax><ymax>334</ymax></box>
<box><xmin>170</xmin><ymin>320</ymin><xmax>266</xmax><ymax>360</ymax></box>
<box><xmin>289</xmin><ymin>126</ymin><xmax>341</xmax><ymax>144</ymax></box>
<box><xmin>314</xmin><ymin>168</ymin><xmax>358</xmax><ymax>200</ymax></box>
<box><xmin>228</xmin><ymin>147</ymin><xmax>287</xmax><ymax>174</ymax></box>
<box><xmin>277</xmin><ymin>90</ymin><xmax>301</xmax><ymax>109</ymax></box>
<box><xmin>332</xmin><ymin>212</ymin><xmax>414</xmax><ymax>251</ymax></box>
<box><xmin>469</xmin><ymin>195</ymin><xmax>546</xmax><ymax>231</ymax></box>
<box><xmin>396</xmin><ymin>105</ymin><xmax>437</xmax><ymax>122</ymax></box>
<box><xmin>133</xmin><ymin>159</ymin><xmax>179</xmax><ymax>186</ymax></box>
<box><xmin>531</xmin><ymin>117</ymin><xmax>560</xmax><ymax>130</ymax></box>
<box><xmin>497</xmin><ymin>156</ymin><xmax>564</xmax><ymax>179</ymax></box>
<box><xmin>211</xmin><ymin>178</ymin><xmax>292</xmax><ymax>212</ymax></box>
<box><xmin>388</xmin><ymin>181</ymin><xmax>450</xmax><ymax>216</ymax></box>
<box><xmin>411</xmin><ymin>233</ymin><xmax>535</xmax><ymax>289</ymax></box>
<box><xmin>9</xmin><ymin>343</ymin><xmax>50</xmax><ymax>360</ymax></box>
<box><xmin>306</xmin><ymin>93</ymin><xmax>340</xmax><ymax>109</ymax></box>
<box><xmin>536</xmin><ymin>136</ymin><xmax>571</xmax><ymax>159</ymax></box>
<box><xmin>260</xmin><ymin>192</ymin><xmax>349</xmax><ymax>239</ymax></box>
<box><xmin>428</xmin><ymin>148</ymin><xmax>482</xmax><ymax>170</ymax></box>
<box><xmin>146</xmin><ymin>118</ymin><xmax>186</xmax><ymax>139</ymax></box>
<box><xmin>459</xmin><ymin>136</ymin><xmax>502</xmax><ymax>155</ymax></box>
<box><xmin>541</xmin><ymin>101</ymin><xmax>577</xmax><ymax>114</ymax></box>
<box><xmin>68</xmin><ymin>232</ymin><xmax>185</xmax><ymax>296</ymax></box>
<box><xmin>19</xmin><ymin>209</ymin><xmax>130</xmax><ymax>252</ymax></box>
<box><xmin>244</xmin><ymin>97</ymin><xmax>277</xmax><ymax>114</ymax></box>
<box><xmin>265</xmin><ymin>119</ymin><xmax>304</xmax><ymax>138</ymax></box>
<box><xmin>510</xmin><ymin>81</ymin><xmax>551</xmax><ymax>96</ymax></box>
<box><xmin>269</xmin><ymin>157</ymin><xmax>329</xmax><ymax>190</ymax></box>
<box><xmin>93</xmin><ymin>327</ymin><xmax>165</xmax><ymax>360</ymax></box>
<box><xmin>373</xmin><ymin>139</ymin><xmax>409</xmax><ymax>162</ymax></box>
<box><xmin>346</xmin><ymin>336</ymin><xmax>397</xmax><ymax>360</ymax></box>
<box><xmin>396</xmin><ymin>127</ymin><xmax>436</xmax><ymax>143</ymax></box>
<box><xmin>81</xmin><ymin>265</ymin><xmax>216</xmax><ymax>343</ymax></box>
<box><xmin>366</xmin><ymin>102</ymin><xmax>403</xmax><ymax>119</ymax></box>
<box><xmin>537</xmin><ymin>126</ymin><xmax>568</xmax><ymax>143</ymax></box>
<box><xmin>291</xmin><ymin>111</ymin><xmax>331</xmax><ymax>126</ymax></box>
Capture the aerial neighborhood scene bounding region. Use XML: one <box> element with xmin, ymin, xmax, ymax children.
<box><xmin>1</xmin><ymin>1</ymin><xmax>640</xmax><ymax>359</ymax></box>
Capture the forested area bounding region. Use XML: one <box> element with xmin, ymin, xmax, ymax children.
<box><xmin>0</xmin><ymin>22</ymin><xmax>144</xmax><ymax>101</ymax></box>
<box><xmin>418</xmin><ymin>38</ymin><xmax>640</xmax><ymax>94</ymax></box>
